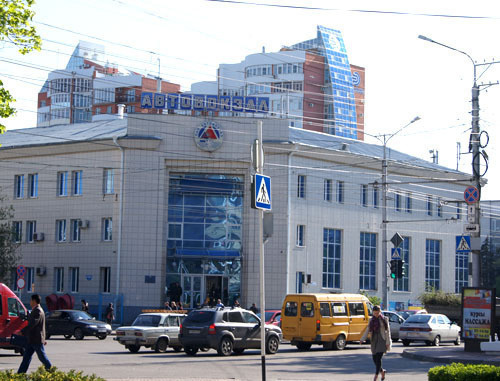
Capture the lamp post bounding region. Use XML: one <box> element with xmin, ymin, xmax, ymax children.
<box><xmin>418</xmin><ymin>35</ymin><xmax>494</xmax><ymax>287</ymax></box>
<box><xmin>374</xmin><ymin>116</ymin><xmax>421</xmax><ymax>309</ymax></box>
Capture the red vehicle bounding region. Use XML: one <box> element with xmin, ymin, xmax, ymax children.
<box><xmin>258</xmin><ymin>310</ymin><xmax>281</xmax><ymax>327</ymax></box>
<box><xmin>0</xmin><ymin>283</ymin><xmax>28</xmax><ymax>354</ymax></box>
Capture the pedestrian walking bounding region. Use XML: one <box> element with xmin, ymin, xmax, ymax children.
<box><xmin>81</xmin><ymin>299</ymin><xmax>89</xmax><ymax>313</ymax></box>
<box><xmin>249</xmin><ymin>303</ymin><xmax>258</xmax><ymax>314</ymax></box>
<box><xmin>105</xmin><ymin>303</ymin><xmax>115</xmax><ymax>325</ymax></box>
<box><xmin>216</xmin><ymin>299</ymin><xmax>224</xmax><ymax>309</ymax></box>
<box><xmin>362</xmin><ymin>305</ymin><xmax>391</xmax><ymax>381</ymax></box>
<box><xmin>164</xmin><ymin>301</ymin><xmax>172</xmax><ymax>311</ymax></box>
<box><xmin>17</xmin><ymin>294</ymin><xmax>52</xmax><ymax>374</ymax></box>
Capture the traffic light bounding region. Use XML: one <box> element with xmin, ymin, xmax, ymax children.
<box><xmin>390</xmin><ymin>260</ymin><xmax>397</xmax><ymax>279</ymax></box>
<box><xmin>396</xmin><ymin>260</ymin><xmax>405</xmax><ymax>278</ymax></box>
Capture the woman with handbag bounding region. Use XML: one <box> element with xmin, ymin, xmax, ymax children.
<box><xmin>363</xmin><ymin>305</ymin><xmax>391</xmax><ymax>381</ymax></box>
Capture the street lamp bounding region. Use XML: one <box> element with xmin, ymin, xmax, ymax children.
<box><xmin>372</xmin><ymin>116</ymin><xmax>421</xmax><ymax>309</ymax></box>
<box><xmin>418</xmin><ymin>34</ymin><xmax>493</xmax><ymax>288</ymax></box>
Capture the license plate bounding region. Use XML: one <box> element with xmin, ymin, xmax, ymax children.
<box><xmin>98</xmin><ymin>329</ymin><xmax>106</xmax><ymax>333</ymax></box>
<box><xmin>189</xmin><ymin>329</ymin><xmax>201</xmax><ymax>334</ymax></box>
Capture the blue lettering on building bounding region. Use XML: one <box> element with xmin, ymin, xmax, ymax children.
<box><xmin>140</xmin><ymin>92</ymin><xmax>269</xmax><ymax>114</ymax></box>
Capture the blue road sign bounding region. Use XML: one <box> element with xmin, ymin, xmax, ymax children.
<box><xmin>464</xmin><ymin>186</ymin><xmax>479</xmax><ymax>205</ymax></box>
<box><xmin>254</xmin><ymin>174</ymin><xmax>271</xmax><ymax>210</ymax></box>
<box><xmin>456</xmin><ymin>235</ymin><xmax>471</xmax><ymax>253</ymax></box>
<box><xmin>391</xmin><ymin>248</ymin><xmax>402</xmax><ymax>260</ymax></box>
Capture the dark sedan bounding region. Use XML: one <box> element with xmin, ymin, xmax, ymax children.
<box><xmin>46</xmin><ymin>310</ymin><xmax>112</xmax><ymax>340</ymax></box>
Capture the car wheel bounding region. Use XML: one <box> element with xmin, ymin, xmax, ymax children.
<box><xmin>334</xmin><ymin>334</ymin><xmax>346</xmax><ymax>350</ymax></box>
<box><xmin>63</xmin><ymin>334</ymin><xmax>72</xmax><ymax>340</ymax></box>
<box><xmin>233</xmin><ymin>348</ymin><xmax>245</xmax><ymax>355</ymax></box>
<box><xmin>266</xmin><ymin>336</ymin><xmax>279</xmax><ymax>354</ymax></box>
<box><xmin>425</xmin><ymin>340</ymin><xmax>433</xmax><ymax>346</ymax></box>
<box><xmin>155</xmin><ymin>338</ymin><xmax>168</xmax><ymax>353</ymax></box>
<box><xmin>295</xmin><ymin>342</ymin><xmax>312</xmax><ymax>351</ymax></box>
<box><xmin>97</xmin><ymin>334</ymin><xmax>107</xmax><ymax>340</ymax></box>
<box><xmin>74</xmin><ymin>328</ymin><xmax>84</xmax><ymax>340</ymax></box>
<box><xmin>184</xmin><ymin>346</ymin><xmax>198</xmax><ymax>356</ymax></box>
<box><xmin>402</xmin><ymin>339</ymin><xmax>411</xmax><ymax>347</ymax></box>
<box><xmin>173</xmin><ymin>346</ymin><xmax>182</xmax><ymax>352</ymax></box>
<box><xmin>127</xmin><ymin>345</ymin><xmax>141</xmax><ymax>353</ymax></box>
<box><xmin>217</xmin><ymin>337</ymin><xmax>234</xmax><ymax>356</ymax></box>
<box><xmin>454</xmin><ymin>335</ymin><xmax>461</xmax><ymax>345</ymax></box>
<box><xmin>433</xmin><ymin>335</ymin><xmax>440</xmax><ymax>347</ymax></box>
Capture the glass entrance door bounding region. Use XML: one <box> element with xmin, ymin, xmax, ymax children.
<box><xmin>205</xmin><ymin>275</ymin><xmax>229</xmax><ymax>306</ymax></box>
<box><xmin>182</xmin><ymin>275</ymin><xmax>202</xmax><ymax>309</ymax></box>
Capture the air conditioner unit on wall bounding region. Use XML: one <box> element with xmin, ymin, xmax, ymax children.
<box><xmin>78</xmin><ymin>220</ymin><xmax>90</xmax><ymax>229</ymax></box>
<box><xmin>36</xmin><ymin>267</ymin><xmax>46</xmax><ymax>276</ymax></box>
<box><xmin>33</xmin><ymin>233</ymin><xmax>45</xmax><ymax>242</ymax></box>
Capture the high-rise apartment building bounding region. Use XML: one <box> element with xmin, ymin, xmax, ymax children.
<box><xmin>191</xmin><ymin>25</ymin><xmax>365</xmax><ymax>140</ymax></box>
<box><xmin>37</xmin><ymin>41</ymin><xmax>180</xmax><ymax>127</ymax></box>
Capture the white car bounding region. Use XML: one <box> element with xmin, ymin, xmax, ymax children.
<box><xmin>115</xmin><ymin>313</ymin><xmax>186</xmax><ymax>353</ymax></box>
<box><xmin>399</xmin><ymin>313</ymin><xmax>461</xmax><ymax>347</ymax></box>
<box><xmin>382</xmin><ymin>311</ymin><xmax>405</xmax><ymax>341</ymax></box>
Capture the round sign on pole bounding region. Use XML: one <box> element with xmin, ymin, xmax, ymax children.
<box><xmin>464</xmin><ymin>186</ymin><xmax>480</xmax><ymax>205</ymax></box>
<box><xmin>16</xmin><ymin>265</ymin><xmax>26</xmax><ymax>278</ymax></box>
<box><xmin>16</xmin><ymin>278</ymin><xmax>25</xmax><ymax>290</ymax></box>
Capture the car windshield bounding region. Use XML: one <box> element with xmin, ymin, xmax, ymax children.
<box><xmin>185</xmin><ymin>311</ymin><xmax>215</xmax><ymax>323</ymax></box>
<box><xmin>132</xmin><ymin>315</ymin><xmax>161</xmax><ymax>327</ymax></box>
<box><xmin>406</xmin><ymin>315</ymin><xmax>431</xmax><ymax>324</ymax></box>
<box><xmin>69</xmin><ymin>311</ymin><xmax>93</xmax><ymax>320</ymax></box>
<box><xmin>257</xmin><ymin>312</ymin><xmax>274</xmax><ymax>321</ymax></box>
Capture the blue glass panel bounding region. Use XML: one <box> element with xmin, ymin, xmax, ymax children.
<box><xmin>168</xmin><ymin>193</ymin><xmax>182</xmax><ymax>205</ymax></box>
<box><xmin>205</xmin><ymin>224</ymin><xmax>226</xmax><ymax>240</ymax></box>
<box><xmin>205</xmin><ymin>207</ymin><xmax>226</xmax><ymax>223</ymax></box>
<box><xmin>185</xmin><ymin>194</ymin><xmax>205</xmax><ymax>206</ymax></box>
<box><xmin>206</xmin><ymin>195</ymin><xmax>226</xmax><ymax>207</ymax></box>
<box><xmin>167</xmin><ymin>207</ymin><xmax>182</xmax><ymax>222</ymax></box>
<box><xmin>184</xmin><ymin>224</ymin><xmax>204</xmax><ymax>240</ymax></box>
<box><xmin>184</xmin><ymin>206</ymin><xmax>205</xmax><ymax>222</ymax></box>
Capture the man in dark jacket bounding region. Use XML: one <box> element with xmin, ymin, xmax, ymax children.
<box><xmin>18</xmin><ymin>294</ymin><xmax>52</xmax><ymax>374</ymax></box>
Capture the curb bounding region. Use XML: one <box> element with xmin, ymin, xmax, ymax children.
<box><xmin>401</xmin><ymin>349</ymin><xmax>500</xmax><ymax>366</ymax></box>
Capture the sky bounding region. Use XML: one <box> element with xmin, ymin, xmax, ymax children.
<box><xmin>1</xmin><ymin>0</ymin><xmax>500</xmax><ymax>200</ymax></box>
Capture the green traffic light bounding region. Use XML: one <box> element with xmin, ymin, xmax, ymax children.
<box><xmin>391</xmin><ymin>273</ymin><xmax>396</xmax><ymax>279</ymax></box>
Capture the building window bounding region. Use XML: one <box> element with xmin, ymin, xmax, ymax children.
<box><xmin>71</xmin><ymin>219</ymin><xmax>81</xmax><ymax>242</ymax></box>
<box><xmin>100</xmin><ymin>267</ymin><xmax>111</xmax><ymax>293</ymax></box>
<box><xmin>359</xmin><ymin>232</ymin><xmax>376</xmax><ymax>290</ymax></box>
<box><xmin>57</xmin><ymin>171</ymin><xmax>68</xmax><ymax>197</ymax></box>
<box><xmin>70</xmin><ymin>267</ymin><xmax>79</xmax><ymax>293</ymax></box>
<box><xmin>28</xmin><ymin>174</ymin><xmax>38</xmax><ymax>198</ymax></box>
<box><xmin>107</xmin><ymin>106</ymin><xmax>112</xmax><ymax>114</ymax></box>
<box><xmin>322</xmin><ymin>228</ymin><xmax>342</xmax><ymax>289</ymax></box>
<box><xmin>26</xmin><ymin>221</ymin><xmax>36</xmax><ymax>243</ymax></box>
<box><xmin>405</xmin><ymin>192</ymin><xmax>412</xmax><ymax>213</ymax></box>
<box><xmin>126</xmin><ymin>89</ymin><xmax>135</xmax><ymax>102</ymax></box>
<box><xmin>103</xmin><ymin>169</ymin><xmax>114</xmax><ymax>194</ymax></box>
<box><xmin>373</xmin><ymin>185</ymin><xmax>379</xmax><ymax>208</ymax></box>
<box><xmin>14</xmin><ymin>175</ymin><xmax>24</xmax><ymax>199</ymax></box>
<box><xmin>56</xmin><ymin>219</ymin><xmax>67</xmax><ymax>242</ymax></box>
<box><xmin>11</xmin><ymin>268</ymin><xmax>19</xmax><ymax>292</ymax></box>
<box><xmin>297</xmin><ymin>175</ymin><xmax>306</xmax><ymax>198</ymax></box>
<box><xmin>72</xmin><ymin>170</ymin><xmax>83</xmax><ymax>195</ymax></box>
<box><xmin>102</xmin><ymin>218</ymin><xmax>112</xmax><ymax>241</ymax></box>
<box><xmin>12</xmin><ymin>221</ymin><xmax>22</xmax><ymax>243</ymax></box>
<box><xmin>296</xmin><ymin>225</ymin><xmax>305</xmax><ymax>247</ymax></box>
<box><xmin>427</xmin><ymin>196</ymin><xmax>433</xmax><ymax>216</ymax></box>
<box><xmin>55</xmin><ymin>267</ymin><xmax>64</xmax><ymax>293</ymax></box>
<box><xmin>361</xmin><ymin>185</ymin><xmax>368</xmax><ymax>207</ymax></box>
<box><xmin>395</xmin><ymin>192</ymin><xmax>402</xmax><ymax>212</ymax></box>
<box><xmin>455</xmin><ymin>252</ymin><xmax>469</xmax><ymax>293</ymax></box>
<box><xmin>394</xmin><ymin>237</ymin><xmax>410</xmax><ymax>292</ymax></box>
<box><xmin>425</xmin><ymin>239</ymin><xmax>441</xmax><ymax>290</ymax></box>
<box><xmin>437</xmin><ymin>198</ymin><xmax>442</xmax><ymax>217</ymax></box>
<box><xmin>336</xmin><ymin>181</ymin><xmax>344</xmax><ymax>203</ymax></box>
<box><xmin>26</xmin><ymin>267</ymin><xmax>34</xmax><ymax>292</ymax></box>
<box><xmin>324</xmin><ymin>179</ymin><xmax>332</xmax><ymax>202</ymax></box>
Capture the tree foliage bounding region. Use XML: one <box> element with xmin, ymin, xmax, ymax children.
<box><xmin>0</xmin><ymin>191</ymin><xmax>20</xmax><ymax>283</ymax></box>
<box><xmin>0</xmin><ymin>0</ymin><xmax>41</xmax><ymax>133</ymax></box>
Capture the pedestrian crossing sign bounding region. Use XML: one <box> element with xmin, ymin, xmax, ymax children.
<box><xmin>391</xmin><ymin>248</ymin><xmax>402</xmax><ymax>260</ymax></box>
<box><xmin>252</xmin><ymin>174</ymin><xmax>271</xmax><ymax>210</ymax></box>
<box><xmin>456</xmin><ymin>235</ymin><xmax>471</xmax><ymax>253</ymax></box>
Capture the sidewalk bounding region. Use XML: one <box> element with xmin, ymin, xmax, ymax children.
<box><xmin>402</xmin><ymin>346</ymin><xmax>500</xmax><ymax>365</ymax></box>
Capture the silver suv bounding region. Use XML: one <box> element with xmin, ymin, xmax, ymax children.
<box><xmin>115</xmin><ymin>313</ymin><xmax>186</xmax><ymax>353</ymax></box>
<box><xmin>179</xmin><ymin>307</ymin><xmax>282</xmax><ymax>356</ymax></box>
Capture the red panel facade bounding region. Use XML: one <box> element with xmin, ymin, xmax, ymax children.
<box><xmin>302</xmin><ymin>52</ymin><xmax>325</xmax><ymax>133</ymax></box>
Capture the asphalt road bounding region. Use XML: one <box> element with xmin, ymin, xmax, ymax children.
<box><xmin>0</xmin><ymin>337</ymin><xmax>461</xmax><ymax>380</ymax></box>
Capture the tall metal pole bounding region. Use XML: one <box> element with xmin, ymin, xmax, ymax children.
<box><xmin>382</xmin><ymin>136</ymin><xmax>389</xmax><ymax>309</ymax></box>
<box><xmin>257</xmin><ymin>121</ymin><xmax>266</xmax><ymax>381</ymax></box>
<box><xmin>471</xmin><ymin>83</ymin><xmax>481</xmax><ymax>287</ymax></box>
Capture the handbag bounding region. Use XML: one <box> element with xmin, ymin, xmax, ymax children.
<box><xmin>10</xmin><ymin>334</ymin><xmax>27</xmax><ymax>348</ymax></box>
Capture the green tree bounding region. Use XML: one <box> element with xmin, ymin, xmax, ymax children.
<box><xmin>480</xmin><ymin>238</ymin><xmax>500</xmax><ymax>290</ymax></box>
<box><xmin>0</xmin><ymin>0</ymin><xmax>41</xmax><ymax>133</ymax></box>
<box><xmin>0</xmin><ymin>191</ymin><xmax>21</xmax><ymax>283</ymax></box>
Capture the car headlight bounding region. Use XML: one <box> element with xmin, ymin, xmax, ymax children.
<box><xmin>88</xmin><ymin>325</ymin><xmax>97</xmax><ymax>329</ymax></box>
<box><xmin>105</xmin><ymin>324</ymin><xmax>111</xmax><ymax>330</ymax></box>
